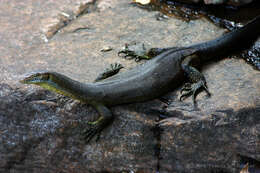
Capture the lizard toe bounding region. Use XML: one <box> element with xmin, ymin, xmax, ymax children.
<box><xmin>180</xmin><ymin>89</ymin><xmax>193</xmax><ymax>101</ymax></box>
<box><xmin>180</xmin><ymin>80</ymin><xmax>210</xmax><ymax>104</ymax></box>
<box><xmin>81</xmin><ymin>124</ymin><xmax>101</xmax><ymax>143</ymax></box>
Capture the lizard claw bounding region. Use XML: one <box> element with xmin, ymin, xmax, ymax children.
<box><xmin>94</xmin><ymin>63</ymin><xmax>124</xmax><ymax>82</ymax></box>
<box><xmin>180</xmin><ymin>80</ymin><xmax>211</xmax><ymax>104</ymax></box>
<box><xmin>81</xmin><ymin>123</ymin><xmax>102</xmax><ymax>143</ymax></box>
<box><xmin>118</xmin><ymin>43</ymin><xmax>150</xmax><ymax>62</ymax></box>
<box><xmin>180</xmin><ymin>83</ymin><xmax>192</xmax><ymax>94</ymax></box>
<box><xmin>118</xmin><ymin>44</ymin><xmax>135</xmax><ymax>59</ymax></box>
<box><xmin>118</xmin><ymin>50</ymin><xmax>147</xmax><ymax>62</ymax></box>
<box><xmin>110</xmin><ymin>63</ymin><xmax>123</xmax><ymax>70</ymax></box>
<box><xmin>118</xmin><ymin>49</ymin><xmax>136</xmax><ymax>60</ymax></box>
<box><xmin>81</xmin><ymin>118</ymin><xmax>105</xmax><ymax>143</ymax></box>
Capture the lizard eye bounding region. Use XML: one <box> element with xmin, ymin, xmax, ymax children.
<box><xmin>31</xmin><ymin>72</ymin><xmax>50</xmax><ymax>82</ymax></box>
<box><xmin>41</xmin><ymin>73</ymin><xmax>50</xmax><ymax>81</ymax></box>
<box><xmin>20</xmin><ymin>72</ymin><xmax>50</xmax><ymax>84</ymax></box>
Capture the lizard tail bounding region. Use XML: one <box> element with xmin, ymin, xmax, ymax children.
<box><xmin>194</xmin><ymin>15</ymin><xmax>260</xmax><ymax>58</ymax></box>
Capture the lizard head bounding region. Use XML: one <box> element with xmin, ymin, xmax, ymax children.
<box><xmin>20</xmin><ymin>72</ymin><xmax>52</xmax><ymax>85</ymax></box>
<box><xmin>19</xmin><ymin>72</ymin><xmax>64</xmax><ymax>93</ymax></box>
<box><xmin>20</xmin><ymin>71</ymin><xmax>81</xmax><ymax>99</ymax></box>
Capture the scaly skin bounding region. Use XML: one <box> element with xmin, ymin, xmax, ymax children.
<box><xmin>94</xmin><ymin>63</ymin><xmax>123</xmax><ymax>82</ymax></box>
<box><xmin>20</xmin><ymin>16</ymin><xmax>260</xmax><ymax>143</ymax></box>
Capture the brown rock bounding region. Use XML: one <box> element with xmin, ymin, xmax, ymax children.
<box><xmin>0</xmin><ymin>84</ymin><xmax>158</xmax><ymax>172</ymax></box>
<box><xmin>0</xmin><ymin>0</ymin><xmax>260</xmax><ymax>172</ymax></box>
<box><xmin>159</xmin><ymin>58</ymin><xmax>260</xmax><ymax>173</ymax></box>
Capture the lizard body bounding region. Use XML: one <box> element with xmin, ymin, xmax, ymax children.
<box><xmin>21</xmin><ymin>16</ymin><xmax>260</xmax><ymax>142</ymax></box>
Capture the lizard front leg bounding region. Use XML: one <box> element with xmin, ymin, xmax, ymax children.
<box><xmin>94</xmin><ymin>63</ymin><xmax>123</xmax><ymax>82</ymax></box>
<box><xmin>81</xmin><ymin>103</ymin><xmax>114</xmax><ymax>143</ymax></box>
<box><xmin>180</xmin><ymin>54</ymin><xmax>211</xmax><ymax>104</ymax></box>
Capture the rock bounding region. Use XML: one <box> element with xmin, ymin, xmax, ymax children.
<box><xmin>0</xmin><ymin>84</ymin><xmax>158</xmax><ymax>172</ymax></box>
<box><xmin>168</xmin><ymin>0</ymin><xmax>253</xmax><ymax>6</ymax></box>
<box><xmin>204</xmin><ymin>0</ymin><xmax>253</xmax><ymax>5</ymax></box>
<box><xmin>160</xmin><ymin>106</ymin><xmax>260</xmax><ymax>173</ymax></box>
<box><xmin>0</xmin><ymin>0</ymin><xmax>260</xmax><ymax>172</ymax></box>
<box><xmin>159</xmin><ymin>57</ymin><xmax>260</xmax><ymax>173</ymax></box>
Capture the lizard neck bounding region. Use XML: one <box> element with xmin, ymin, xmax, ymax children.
<box><xmin>37</xmin><ymin>72</ymin><xmax>95</xmax><ymax>102</ymax></box>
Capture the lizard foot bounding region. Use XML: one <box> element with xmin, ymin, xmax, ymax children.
<box><xmin>118</xmin><ymin>43</ymin><xmax>171</xmax><ymax>62</ymax></box>
<box><xmin>180</xmin><ymin>55</ymin><xmax>211</xmax><ymax>105</ymax></box>
<box><xmin>94</xmin><ymin>63</ymin><xmax>123</xmax><ymax>82</ymax></box>
<box><xmin>81</xmin><ymin>117</ymin><xmax>106</xmax><ymax>143</ymax></box>
<box><xmin>118</xmin><ymin>43</ymin><xmax>150</xmax><ymax>62</ymax></box>
<box><xmin>180</xmin><ymin>80</ymin><xmax>211</xmax><ymax>104</ymax></box>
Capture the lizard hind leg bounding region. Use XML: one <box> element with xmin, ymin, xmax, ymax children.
<box><xmin>180</xmin><ymin>54</ymin><xmax>211</xmax><ymax>104</ymax></box>
<box><xmin>118</xmin><ymin>42</ymin><xmax>174</xmax><ymax>62</ymax></box>
<box><xmin>81</xmin><ymin>103</ymin><xmax>114</xmax><ymax>143</ymax></box>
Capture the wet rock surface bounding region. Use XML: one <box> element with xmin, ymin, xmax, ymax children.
<box><xmin>0</xmin><ymin>0</ymin><xmax>260</xmax><ymax>172</ymax></box>
<box><xmin>170</xmin><ymin>0</ymin><xmax>253</xmax><ymax>6</ymax></box>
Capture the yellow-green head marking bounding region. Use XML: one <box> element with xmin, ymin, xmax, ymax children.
<box><xmin>20</xmin><ymin>72</ymin><xmax>80</xmax><ymax>99</ymax></box>
<box><xmin>20</xmin><ymin>72</ymin><xmax>52</xmax><ymax>85</ymax></box>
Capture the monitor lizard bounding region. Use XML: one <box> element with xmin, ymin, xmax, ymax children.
<box><xmin>20</xmin><ymin>15</ymin><xmax>260</xmax><ymax>143</ymax></box>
